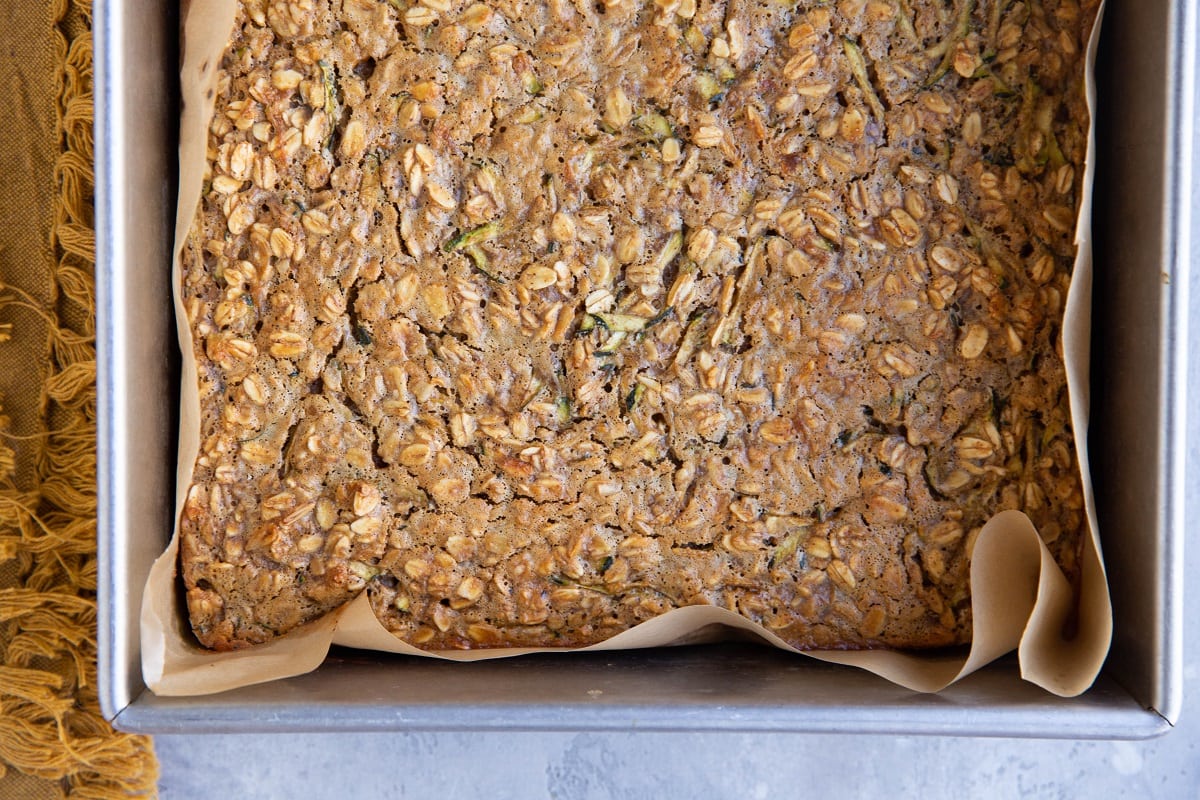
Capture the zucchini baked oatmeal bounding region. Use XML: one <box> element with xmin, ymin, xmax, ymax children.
<box><xmin>180</xmin><ymin>0</ymin><xmax>1098</xmax><ymax>651</ymax></box>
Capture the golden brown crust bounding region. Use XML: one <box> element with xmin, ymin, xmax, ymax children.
<box><xmin>180</xmin><ymin>0</ymin><xmax>1096</xmax><ymax>651</ymax></box>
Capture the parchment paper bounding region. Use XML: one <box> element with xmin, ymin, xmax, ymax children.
<box><xmin>142</xmin><ymin>0</ymin><xmax>1112</xmax><ymax>697</ymax></box>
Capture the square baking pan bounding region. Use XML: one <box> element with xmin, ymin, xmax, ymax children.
<box><xmin>95</xmin><ymin>0</ymin><xmax>1191</xmax><ymax>737</ymax></box>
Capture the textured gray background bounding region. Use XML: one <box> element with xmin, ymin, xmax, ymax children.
<box><xmin>151</xmin><ymin>31</ymin><xmax>1200</xmax><ymax>800</ymax></box>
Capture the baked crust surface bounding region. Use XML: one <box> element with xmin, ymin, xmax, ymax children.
<box><xmin>180</xmin><ymin>0</ymin><xmax>1095</xmax><ymax>651</ymax></box>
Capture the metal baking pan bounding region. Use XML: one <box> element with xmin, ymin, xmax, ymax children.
<box><xmin>95</xmin><ymin>0</ymin><xmax>1191</xmax><ymax>737</ymax></box>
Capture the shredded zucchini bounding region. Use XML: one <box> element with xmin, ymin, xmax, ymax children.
<box><xmin>924</xmin><ymin>0</ymin><xmax>975</xmax><ymax>87</ymax></box>
<box><xmin>842</xmin><ymin>39</ymin><xmax>887</xmax><ymax>128</ymax></box>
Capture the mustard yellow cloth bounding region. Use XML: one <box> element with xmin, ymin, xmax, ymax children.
<box><xmin>0</xmin><ymin>0</ymin><xmax>158</xmax><ymax>796</ymax></box>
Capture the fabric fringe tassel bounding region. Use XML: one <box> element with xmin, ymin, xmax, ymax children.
<box><xmin>0</xmin><ymin>0</ymin><xmax>159</xmax><ymax>795</ymax></box>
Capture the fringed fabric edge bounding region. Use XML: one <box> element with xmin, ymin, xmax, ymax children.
<box><xmin>0</xmin><ymin>1</ymin><xmax>159</xmax><ymax>795</ymax></box>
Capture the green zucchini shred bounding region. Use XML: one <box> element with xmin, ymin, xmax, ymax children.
<box><xmin>768</xmin><ymin>527</ymin><xmax>809</xmax><ymax>569</ymax></box>
<box><xmin>595</xmin><ymin>330</ymin><xmax>628</xmax><ymax>355</ymax></box>
<box><xmin>521</xmin><ymin>70</ymin><xmax>544</xmax><ymax>96</ymax></box>
<box><xmin>842</xmin><ymin>38</ymin><xmax>887</xmax><ymax>127</ymax></box>
<box><xmin>624</xmin><ymin>383</ymin><xmax>644</xmax><ymax>415</ymax></box>
<box><xmin>318</xmin><ymin>60</ymin><xmax>339</xmax><ymax>149</ymax></box>
<box><xmin>592</xmin><ymin>312</ymin><xmax>648</xmax><ymax>333</ymax></box>
<box><xmin>924</xmin><ymin>0</ymin><xmax>975</xmax><ymax>87</ymax></box>
<box><xmin>444</xmin><ymin>221</ymin><xmax>501</xmax><ymax>252</ymax></box>
<box><xmin>634</xmin><ymin>111</ymin><xmax>674</xmax><ymax>141</ymax></box>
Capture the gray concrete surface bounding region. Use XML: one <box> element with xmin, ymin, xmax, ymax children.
<box><xmin>154</xmin><ymin>722</ymin><xmax>1199</xmax><ymax>799</ymax></box>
